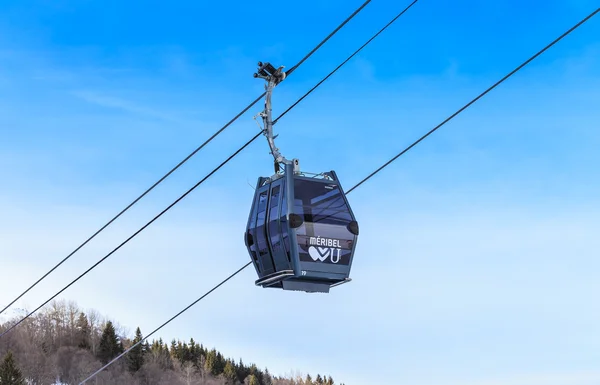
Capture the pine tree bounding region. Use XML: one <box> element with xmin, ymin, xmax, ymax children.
<box><xmin>223</xmin><ymin>360</ymin><xmax>238</xmax><ymax>384</ymax></box>
<box><xmin>249</xmin><ymin>363</ymin><xmax>258</xmax><ymax>376</ymax></box>
<box><xmin>127</xmin><ymin>326</ymin><xmax>145</xmax><ymax>372</ymax></box>
<box><xmin>216</xmin><ymin>351</ymin><xmax>225</xmax><ymax>374</ymax></box>
<box><xmin>246</xmin><ymin>374</ymin><xmax>260</xmax><ymax>385</ymax></box>
<box><xmin>189</xmin><ymin>338</ymin><xmax>198</xmax><ymax>363</ymax></box>
<box><xmin>97</xmin><ymin>321</ymin><xmax>123</xmax><ymax>364</ymax></box>
<box><xmin>204</xmin><ymin>349</ymin><xmax>218</xmax><ymax>376</ymax></box>
<box><xmin>143</xmin><ymin>340</ymin><xmax>151</xmax><ymax>357</ymax></box>
<box><xmin>171</xmin><ymin>339</ymin><xmax>178</xmax><ymax>360</ymax></box>
<box><xmin>0</xmin><ymin>351</ymin><xmax>25</xmax><ymax>385</ymax></box>
<box><xmin>176</xmin><ymin>341</ymin><xmax>184</xmax><ymax>362</ymax></box>
<box><xmin>193</xmin><ymin>346</ymin><xmax>204</xmax><ymax>370</ymax></box>
<box><xmin>263</xmin><ymin>368</ymin><xmax>273</xmax><ymax>385</ymax></box>
<box><xmin>237</xmin><ymin>358</ymin><xmax>249</xmax><ymax>380</ymax></box>
<box><xmin>76</xmin><ymin>312</ymin><xmax>91</xmax><ymax>350</ymax></box>
<box><xmin>182</xmin><ymin>342</ymin><xmax>191</xmax><ymax>362</ymax></box>
<box><xmin>316</xmin><ymin>374</ymin><xmax>324</xmax><ymax>384</ymax></box>
<box><xmin>305</xmin><ymin>374</ymin><xmax>313</xmax><ymax>385</ymax></box>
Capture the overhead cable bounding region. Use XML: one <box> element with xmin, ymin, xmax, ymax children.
<box><xmin>0</xmin><ymin>0</ymin><xmax>373</xmax><ymax>317</ymax></box>
<box><xmin>78</xmin><ymin>262</ymin><xmax>252</xmax><ymax>385</ymax></box>
<box><xmin>75</xmin><ymin>6</ymin><xmax>598</xmax><ymax>381</ymax></box>
<box><xmin>0</xmin><ymin>0</ymin><xmax>421</xmax><ymax>339</ymax></box>
<box><xmin>346</xmin><ymin>7</ymin><xmax>600</xmax><ymax>194</ymax></box>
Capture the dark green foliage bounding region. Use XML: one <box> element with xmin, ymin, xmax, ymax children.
<box><xmin>151</xmin><ymin>339</ymin><xmax>163</xmax><ymax>353</ymax></box>
<box><xmin>182</xmin><ymin>342</ymin><xmax>191</xmax><ymax>362</ymax></box>
<box><xmin>75</xmin><ymin>312</ymin><xmax>91</xmax><ymax>350</ymax></box>
<box><xmin>188</xmin><ymin>338</ymin><xmax>201</xmax><ymax>365</ymax></box>
<box><xmin>263</xmin><ymin>368</ymin><xmax>273</xmax><ymax>385</ymax></box>
<box><xmin>223</xmin><ymin>360</ymin><xmax>238</xmax><ymax>383</ymax></box>
<box><xmin>127</xmin><ymin>326</ymin><xmax>145</xmax><ymax>372</ymax></box>
<box><xmin>0</xmin><ymin>300</ymin><xmax>345</xmax><ymax>385</ymax></box>
<box><xmin>249</xmin><ymin>363</ymin><xmax>264</xmax><ymax>384</ymax></box>
<box><xmin>147</xmin><ymin>338</ymin><xmax>173</xmax><ymax>370</ymax></box>
<box><xmin>97</xmin><ymin>321</ymin><xmax>124</xmax><ymax>364</ymax></box>
<box><xmin>204</xmin><ymin>349</ymin><xmax>218</xmax><ymax>376</ymax></box>
<box><xmin>216</xmin><ymin>351</ymin><xmax>226</xmax><ymax>374</ymax></box>
<box><xmin>0</xmin><ymin>351</ymin><xmax>25</xmax><ymax>385</ymax></box>
<box><xmin>237</xmin><ymin>358</ymin><xmax>250</xmax><ymax>380</ymax></box>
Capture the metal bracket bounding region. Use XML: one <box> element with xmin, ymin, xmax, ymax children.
<box><xmin>254</xmin><ymin>61</ymin><xmax>298</xmax><ymax>174</ymax></box>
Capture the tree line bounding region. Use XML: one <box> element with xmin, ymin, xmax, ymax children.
<box><xmin>0</xmin><ymin>300</ymin><xmax>344</xmax><ymax>385</ymax></box>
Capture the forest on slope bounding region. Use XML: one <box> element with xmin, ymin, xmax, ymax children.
<box><xmin>0</xmin><ymin>300</ymin><xmax>344</xmax><ymax>385</ymax></box>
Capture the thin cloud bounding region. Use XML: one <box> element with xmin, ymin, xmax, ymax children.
<box><xmin>71</xmin><ymin>90</ymin><xmax>189</xmax><ymax>124</ymax></box>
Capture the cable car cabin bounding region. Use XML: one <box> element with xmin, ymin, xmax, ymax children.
<box><xmin>244</xmin><ymin>164</ymin><xmax>359</xmax><ymax>293</ymax></box>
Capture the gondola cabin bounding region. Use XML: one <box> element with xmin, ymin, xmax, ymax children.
<box><xmin>245</xmin><ymin>161</ymin><xmax>359</xmax><ymax>293</ymax></box>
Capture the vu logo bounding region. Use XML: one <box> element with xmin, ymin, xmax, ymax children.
<box><xmin>308</xmin><ymin>246</ymin><xmax>341</xmax><ymax>263</ymax></box>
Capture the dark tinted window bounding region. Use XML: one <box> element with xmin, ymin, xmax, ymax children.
<box><xmin>268</xmin><ymin>186</ymin><xmax>282</xmax><ymax>255</ymax></box>
<box><xmin>256</xmin><ymin>190</ymin><xmax>270</xmax><ymax>259</ymax></box>
<box><xmin>256</xmin><ymin>191</ymin><xmax>268</xmax><ymax>227</ymax></box>
<box><xmin>269</xmin><ymin>186</ymin><xmax>280</xmax><ymax>221</ymax></box>
<box><xmin>280</xmin><ymin>183</ymin><xmax>291</xmax><ymax>261</ymax></box>
<box><xmin>293</xmin><ymin>179</ymin><xmax>353</xmax><ymax>225</ymax></box>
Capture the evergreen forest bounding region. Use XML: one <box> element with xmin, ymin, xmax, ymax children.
<box><xmin>0</xmin><ymin>300</ymin><xmax>344</xmax><ymax>385</ymax></box>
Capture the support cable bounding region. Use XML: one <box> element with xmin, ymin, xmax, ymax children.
<box><xmin>78</xmin><ymin>262</ymin><xmax>253</xmax><ymax>384</ymax></box>
<box><xmin>75</xmin><ymin>6</ymin><xmax>598</xmax><ymax>383</ymax></box>
<box><xmin>346</xmin><ymin>7</ymin><xmax>600</xmax><ymax>194</ymax></box>
<box><xmin>0</xmin><ymin>0</ymin><xmax>373</xmax><ymax>317</ymax></box>
<box><xmin>0</xmin><ymin>0</ymin><xmax>394</xmax><ymax>337</ymax></box>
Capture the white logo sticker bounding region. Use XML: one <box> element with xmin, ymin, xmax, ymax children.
<box><xmin>309</xmin><ymin>236</ymin><xmax>342</xmax><ymax>248</ymax></box>
<box><xmin>308</xmin><ymin>245</ymin><xmax>341</xmax><ymax>264</ymax></box>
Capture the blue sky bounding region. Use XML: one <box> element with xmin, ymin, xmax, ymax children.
<box><xmin>1</xmin><ymin>1</ymin><xmax>599</xmax><ymax>384</ymax></box>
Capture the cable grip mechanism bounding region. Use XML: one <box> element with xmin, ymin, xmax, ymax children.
<box><xmin>254</xmin><ymin>61</ymin><xmax>298</xmax><ymax>175</ymax></box>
